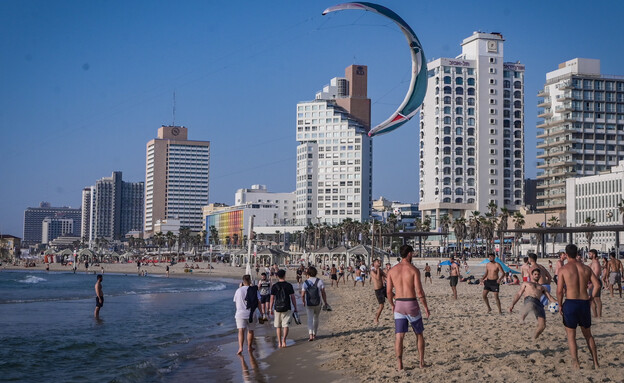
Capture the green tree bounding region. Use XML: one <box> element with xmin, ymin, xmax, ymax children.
<box><xmin>547</xmin><ymin>216</ymin><xmax>561</xmax><ymax>256</ymax></box>
<box><xmin>584</xmin><ymin>216</ymin><xmax>596</xmax><ymax>251</ymax></box>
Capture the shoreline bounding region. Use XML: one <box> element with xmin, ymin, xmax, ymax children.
<box><xmin>5</xmin><ymin>258</ymin><xmax>623</xmax><ymax>382</ymax></box>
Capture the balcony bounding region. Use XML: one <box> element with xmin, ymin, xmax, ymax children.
<box><xmin>538</xmin><ymin>108</ymin><xmax>553</xmax><ymax>118</ymax></box>
<box><xmin>537</xmin><ymin>97</ymin><xmax>551</xmax><ymax>107</ymax></box>
<box><xmin>537</xmin><ymin>88</ymin><xmax>549</xmax><ymax>97</ymax></box>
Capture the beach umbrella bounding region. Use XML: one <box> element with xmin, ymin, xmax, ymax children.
<box><xmin>480</xmin><ymin>257</ymin><xmax>520</xmax><ymax>274</ymax></box>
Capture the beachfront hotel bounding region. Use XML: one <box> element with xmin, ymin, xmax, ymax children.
<box><xmin>81</xmin><ymin>171</ymin><xmax>144</xmax><ymax>243</ymax></box>
<box><xmin>537</xmin><ymin>58</ymin><xmax>624</xmax><ymax>213</ymax></box>
<box><xmin>566</xmin><ymin>160</ymin><xmax>624</xmax><ymax>251</ymax></box>
<box><xmin>22</xmin><ymin>202</ymin><xmax>81</xmax><ymax>246</ymax></box>
<box><xmin>295</xmin><ymin>65</ymin><xmax>373</xmax><ymax>225</ymax></box>
<box><xmin>419</xmin><ymin>32</ymin><xmax>525</xmax><ymax>227</ymax></box>
<box><xmin>144</xmin><ymin>126</ymin><xmax>210</xmax><ymax>235</ymax></box>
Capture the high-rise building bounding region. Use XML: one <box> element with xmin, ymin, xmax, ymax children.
<box><xmin>23</xmin><ymin>202</ymin><xmax>81</xmax><ymax>246</ymax></box>
<box><xmin>536</xmin><ymin>58</ymin><xmax>624</xmax><ymax>213</ymax></box>
<box><xmin>82</xmin><ymin>172</ymin><xmax>144</xmax><ymax>242</ymax></box>
<box><xmin>144</xmin><ymin>126</ymin><xmax>210</xmax><ymax>235</ymax></box>
<box><xmin>41</xmin><ymin>217</ymin><xmax>74</xmax><ymax>244</ymax></box>
<box><xmin>295</xmin><ymin>65</ymin><xmax>372</xmax><ymax>225</ymax></box>
<box><xmin>419</xmin><ymin>32</ymin><xmax>525</xmax><ymax>228</ymax></box>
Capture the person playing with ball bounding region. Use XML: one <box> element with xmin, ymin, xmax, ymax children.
<box><xmin>509</xmin><ymin>268</ymin><xmax>555</xmax><ymax>339</ymax></box>
<box><xmin>557</xmin><ymin>244</ymin><xmax>601</xmax><ymax>370</ymax></box>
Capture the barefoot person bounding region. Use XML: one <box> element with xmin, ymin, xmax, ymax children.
<box><xmin>270</xmin><ymin>269</ymin><xmax>298</xmax><ymax>348</ymax></box>
<box><xmin>449</xmin><ymin>255</ymin><xmax>460</xmax><ymax>300</ymax></box>
<box><xmin>554</xmin><ymin>252</ymin><xmax>566</xmax><ymax>285</ymax></box>
<box><xmin>557</xmin><ymin>244</ymin><xmax>600</xmax><ymax>370</ymax></box>
<box><xmin>606</xmin><ymin>252</ymin><xmax>623</xmax><ymax>298</ymax></box>
<box><xmin>233</xmin><ymin>275</ymin><xmax>263</xmax><ymax>355</ymax></box>
<box><xmin>482</xmin><ymin>253</ymin><xmax>504</xmax><ymax>314</ymax></box>
<box><xmin>330</xmin><ymin>264</ymin><xmax>338</xmax><ymax>287</ymax></box>
<box><xmin>370</xmin><ymin>258</ymin><xmax>387</xmax><ymax>324</ymax></box>
<box><xmin>258</xmin><ymin>272</ymin><xmax>271</xmax><ymax>321</ymax></box>
<box><xmin>521</xmin><ymin>257</ymin><xmax>531</xmax><ymax>282</ymax></box>
<box><xmin>588</xmin><ymin>249</ymin><xmax>603</xmax><ymax>318</ymax></box>
<box><xmin>424</xmin><ymin>263</ymin><xmax>432</xmax><ymax>284</ymax></box>
<box><xmin>94</xmin><ymin>274</ymin><xmax>104</xmax><ymax>318</ymax></box>
<box><xmin>386</xmin><ymin>245</ymin><xmax>430</xmax><ymax>371</ymax></box>
<box><xmin>509</xmin><ymin>268</ymin><xmax>555</xmax><ymax>339</ymax></box>
<box><xmin>528</xmin><ymin>253</ymin><xmax>553</xmax><ymax>306</ymax></box>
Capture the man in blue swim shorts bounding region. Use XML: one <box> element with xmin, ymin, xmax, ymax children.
<box><xmin>557</xmin><ymin>244</ymin><xmax>601</xmax><ymax>370</ymax></box>
<box><xmin>386</xmin><ymin>245</ymin><xmax>430</xmax><ymax>371</ymax></box>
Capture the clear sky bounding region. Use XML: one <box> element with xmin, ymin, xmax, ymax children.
<box><xmin>1</xmin><ymin>0</ymin><xmax>623</xmax><ymax>237</ymax></box>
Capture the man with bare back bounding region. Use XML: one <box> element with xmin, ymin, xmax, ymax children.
<box><xmin>557</xmin><ymin>244</ymin><xmax>600</xmax><ymax>370</ymax></box>
<box><xmin>588</xmin><ymin>249</ymin><xmax>603</xmax><ymax>317</ymax></box>
<box><xmin>521</xmin><ymin>257</ymin><xmax>531</xmax><ymax>282</ymax></box>
<box><xmin>386</xmin><ymin>245</ymin><xmax>430</xmax><ymax>371</ymax></box>
<box><xmin>606</xmin><ymin>252</ymin><xmax>623</xmax><ymax>298</ymax></box>
<box><xmin>370</xmin><ymin>258</ymin><xmax>387</xmax><ymax>324</ymax></box>
<box><xmin>554</xmin><ymin>252</ymin><xmax>566</xmax><ymax>285</ymax></box>
<box><xmin>482</xmin><ymin>253</ymin><xmax>505</xmax><ymax>314</ymax></box>
<box><xmin>509</xmin><ymin>268</ymin><xmax>555</xmax><ymax>339</ymax></box>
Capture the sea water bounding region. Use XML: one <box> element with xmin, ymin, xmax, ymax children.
<box><xmin>0</xmin><ymin>270</ymin><xmax>242</xmax><ymax>382</ymax></box>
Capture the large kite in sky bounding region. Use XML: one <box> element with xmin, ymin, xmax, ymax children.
<box><xmin>322</xmin><ymin>2</ymin><xmax>427</xmax><ymax>137</ymax></box>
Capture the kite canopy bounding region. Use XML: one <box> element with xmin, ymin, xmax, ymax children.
<box><xmin>322</xmin><ymin>2</ymin><xmax>427</xmax><ymax>137</ymax></box>
<box><xmin>439</xmin><ymin>260</ymin><xmax>452</xmax><ymax>266</ymax></box>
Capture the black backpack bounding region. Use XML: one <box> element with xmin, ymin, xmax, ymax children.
<box><xmin>245</xmin><ymin>285</ymin><xmax>259</xmax><ymax>322</ymax></box>
<box><xmin>273</xmin><ymin>283</ymin><xmax>290</xmax><ymax>312</ymax></box>
<box><xmin>304</xmin><ymin>279</ymin><xmax>321</xmax><ymax>306</ymax></box>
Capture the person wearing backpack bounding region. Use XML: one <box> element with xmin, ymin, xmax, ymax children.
<box><xmin>269</xmin><ymin>269</ymin><xmax>297</xmax><ymax>348</ymax></box>
<box><xmin>301</xmin><ymin>266</ymin><xmax>328</xmax><ymax>341</ymax></box>
<box><xmin>233</xmin><ymin>274</ymin><xmax>263</xmax><ymax>355</ymax></box>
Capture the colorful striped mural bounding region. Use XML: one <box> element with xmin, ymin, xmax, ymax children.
<box><xmin>206</xmin><ymin>209</ymin><xmax>244</xmax><ymax>246</ymax></box>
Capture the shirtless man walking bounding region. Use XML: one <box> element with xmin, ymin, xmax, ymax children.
<box><xmin>449</xmin><ymin>255</ymin><xmax>460</xmax><ymax>300</ymax></box>
<box><xmin>606</xmin><ymin>252</ymin><xmax>623</xmax><ymax>298</ymax></box>
<box><xmin>509</xmin><ymin>268</ymin><xmax>555</xmax><ymax>339</ymax></box>
<box><xmin>94</xmin><ymin>274</ymin><xmax>104</xmax><ymax>318</ymax></box>
<box><xmin>528</xmin><ymin>253</ymin><xmax>553</xmax><ymax>306</ymax></box>
<box><xmin>386</xmin><ymin>245</ymin><xmax>430</xmax><ymax>370</ymax></box>
<box><xmin>482</xmin><ymin>253</ymin><xmax>505</xmax><ymax>314</ymax></box>
<box><xmin>557</xmin><ymin>244</ymin><xmax>600</xmax><ymax>370</ymax></box>
<box><xmin>370</xmin><ymin>258</ymin><xmax>387</xmax><ymax>324</ymax></box>
<box><xmin>588</xmin><ymin>249</ymin><xmax>603</xmax><ymax>317</ymax></box>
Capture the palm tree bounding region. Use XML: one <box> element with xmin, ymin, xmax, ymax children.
<box><xmin>439</xmin><ymin>214</ymin><xmax>451</xmax><ymax>257</ymax></box>
<box><xmin>468</xmin><ymin>211</ymin><xmax>482</xmax><ymax>256</ymax></box>
<box><xmin>496</xmin><ymin>207</ymin><xmax>510</xmax><ymax>259</ymax></box>
<box><xmin>584</xmin><ymin>216</ymin><xmax>596</xmax><ymax>251</ymax></box>
<box><xmin>512</xmin><ymin>212</ymin><xmax>525</xmax><ymax>261</ymax></box>
<box><xmin>452</xmin><ymin>217</ymin><xmax>467</xmax><ymax>256</ymax></box>
<box><xmin>178</xmin><ymin>227</ymin><xmax>191</xmax><ymax>253</ymax></box>
<box><xmin>480</xmin><ymin>214</ymin><xmax>495</xmax><ymax>255</ymax></box>
<box><xmin>200</xmin><ymin>230</ymin><xmax>207</xmax><ymax>251</ymax></box>
<box><xmin>534</xmin><ymin>223</ymin><xmax>544</xmax><ymax>256</ymax></box>
<box><xmin>209</xmin><ymin>225</ymin><xmax>219</xmax><ymax>246</ymax></box>
<box><xmin>547</xmin><ymin>216</ymin><xmax>561</xmax><ymax>256</ymax></box>
<box><xmin>154</xmin><ymin>232</ymin><xmax>165</xmax><ymax>260</ymax></box>
<box><xmin>166</xmin><ymin>231</ymin><xmax>177</xmax><ymax>255</ymax></box>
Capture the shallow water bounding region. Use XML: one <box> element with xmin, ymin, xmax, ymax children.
<box><xmin>0</xmin><ymin>270</ymin><xmax>240</xmax><ymax>382</ymax></box>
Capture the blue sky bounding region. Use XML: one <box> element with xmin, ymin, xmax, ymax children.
<box><xmin>1</xmin><ymin>0</ymin><xmax>623</xmax><ymax>237</ymax></box>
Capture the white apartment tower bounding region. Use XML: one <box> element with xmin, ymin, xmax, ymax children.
<box><xmin>295</xmin><ymin>65</ymin><xmax>372</xmax><ymax>225</ymax></box>
<box><xmin>419</xmin><ymin>32</ymin><xmax>525</xmax><ymax>227</ymax></box>
<box><xmin>537</xmin><ymin>58</ymin><xmax>624</xmax><ymax>213</ymax></box>
<box><xmin>144</xmin><ymin>126</ymin><xmax>210</xmax><ymax>235</ymax></box>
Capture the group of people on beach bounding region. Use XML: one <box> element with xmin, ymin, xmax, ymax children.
<box><xmin>230</xmin><ymin>242</ymin><xmax>623</xmax><ymax>372</ymax></box>
<box><xmin>233</xmin><ymin>266</ymin><xmax>330</xmax><ymax>355</ymax></box>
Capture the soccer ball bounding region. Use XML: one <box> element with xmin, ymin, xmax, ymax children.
<box><xmin>548</xmin><ymin>302</ymin><xmax>559</xmax><ymax>314</ymax></box>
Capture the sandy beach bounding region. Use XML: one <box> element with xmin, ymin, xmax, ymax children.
<box><xmin>5</xmin><ymin>259</ymin><xmax>623</xmax><ymax>382</ymax></box>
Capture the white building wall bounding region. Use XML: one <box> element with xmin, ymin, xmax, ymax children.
<box><xmin>235</xmin><ymin>185</ymin><xmax>296</xmax><ymax>224</ymax></box>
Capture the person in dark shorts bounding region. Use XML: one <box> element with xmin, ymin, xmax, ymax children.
<box><xmin>258</xmin><ymin>272</ymin><xmax>271</xmax><ymax>321</ymax></box>
<box><xmin>482</xmin><ymin>253</ymin><xmax>504</xmax><ymax>314</ymax></box>
<box><xmin>424</xmin><ymin>263</ymin><xmax>432</xmax><ymax>284</ymax></box>
<box><xmin>371</xmin><ymin>259</ymin><xmax>387</xmax><ymax>324</ymax></box>
<box><xmin>449</xmin><ymin>256</ymin><xmax>460</xmax><ymax>300</ymax></box>
<box><xmin>94</xmin><ymin>274</ymin><xmax>104</xmax><ymax>318</ymax></box>
<box><xmin>330</xmin><ymin>264</ymin><xmax>338</xmax><ymax>287</ymax></box>
<box><xmin>509</xmin><ymin>268</ymin><xmax>555</xmax><ymax>339</ymax></box>
<box><xmin>557</xmin><ymin>244</ymin><xmax>600</xmax><ymax>369</ymax></box>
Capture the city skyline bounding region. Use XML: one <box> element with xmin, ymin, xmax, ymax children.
<box><xmin>2</xmin><ymin>0</ymin><xmax>624</xmax><ymax>236</ymax></box>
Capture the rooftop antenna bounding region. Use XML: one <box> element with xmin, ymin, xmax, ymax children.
<box><xmin>172</xmin><ymin>90</ymin><xmax>176</xmax><ymax>127</ymax></box>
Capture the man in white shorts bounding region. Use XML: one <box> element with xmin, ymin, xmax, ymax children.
<box><xmin>233</xmin><ymin>274</ymin><xmax>262</xmax><ymax>355</ymax></box>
